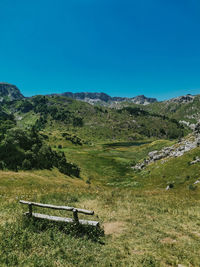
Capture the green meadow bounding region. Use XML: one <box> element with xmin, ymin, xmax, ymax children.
<box><xmin>1</xmin><ymin>139</ymin><xmax>200</xmax><ymax>266</ymax></box>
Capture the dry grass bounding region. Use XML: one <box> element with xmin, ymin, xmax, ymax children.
<box><xmin>1</xmin><ymin>167</ymin><xmax>200</xmax><ymax>266</ymax></box>
<box><xmin>103</xmin><ymin>221</ymin><xmax>126</xmax><ymax>235</ymax></box>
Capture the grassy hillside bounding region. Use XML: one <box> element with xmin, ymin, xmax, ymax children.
<box><xmin>7</xmin><ymin>95</ymin><xmax>188</xmax><ymax>142</ymax></box>
<box><xmin>141</xmin><ymin>95</ymin><xmax>200</xmax><ymax>124</ymax></box>
<box><xmin>1</xmin><ymin>166</ymin><xmax>200</xmax><ymax>266</ymax></box>
<box><xmin>1</xmin><ymin>140</ymin><xmax>200</xmax><ymax>266</ymax></box>
<box><xmin>56</xmin><ymin>139</ymin><xmax>174</xmax><ymax>186</ymax></box>
<box><xmin>113</xmin><ymin>95</ymin><xmax>200</xmax><ymax>127</ymax></box>
<box><xmin>1</xmin><ymin>91</ymin><xmax>200</xmax><ymax>266</ymax></box>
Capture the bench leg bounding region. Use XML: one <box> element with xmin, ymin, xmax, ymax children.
<box><xmin>28</xmin><ymin>204</ymin><xmax>32</xmax><ymax>216</ymax></box>
<box><xmin>73</xmin><ymin>209</ymin><xmax>79</xmax><ymax>224</ymax></box>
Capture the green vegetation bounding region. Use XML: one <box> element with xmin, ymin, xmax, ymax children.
<box><xmin>1</xmin><ymin>134</ymin><xmax>200</xmax><ymax>266</ymax></box>
<box><xmin>8</xmin><ymin>95</ymin><xmax>188</xmax><ymax>141</ymax></box>
<box><xmin>0</xmin><ymin>123</ymin><xmax>80</xmax><ymax>177</ymax></box>
<box><xmin>59</xmin><ymin>139</ymin><xmax>173</xmax><ymax>186</ymax></box>
<box><xmin>1</xmin><ymin>159</ymin><xmax>200</xmax><ymax>266</ymax></box>
<box><xmin>1</xmin><ymin>89</ymin><xmax>200</xmax><ymax>266</ymax></box>
<box><xmin>140</xmin><ymin>95</ymin><xmax>200</xmax><ymax>124</ymax></box>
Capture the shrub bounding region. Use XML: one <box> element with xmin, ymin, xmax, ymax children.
<box><xmin>0</xmin><ymin>128</ymin><xmax>80</xmax><ymax>176</ymax></box>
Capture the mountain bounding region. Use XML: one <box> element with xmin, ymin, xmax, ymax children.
<box><xmin>0</xmin><ymin>82</ymin><xmax>24</xmax><ymax>102</ymax></box>
<box><xmin>0</xmin><ymin>82</ymin><xmax>197</xmax><ymax>140</ymax></box>
<box><xmin>60</xmin><ymin>92</ymin><xmax>111</xmax><ymax>102</ymax></box>
<box><xmin>48</xmin><ymin>92</ymin><xmax>158</xmax><ymax>105</ymax></box>
<box><xmin>166</xmin><ymin>94</ymin><xmax>195</xmax><ymax>104</ymax></box>
<box><xmin>129</xmin><ymin>95</ymin><xmax>157</xmax><ymax>105</ymax></box>
<box><xmin>141</xmin><ymin>94</ymin><xmax>200</xmax><ymax>126</ymax></box>
<box><xmin>0</xmin><ymin>83</ymin><xmax>189</xmax><ymax>142</ymax></box>
<box><xmin>10</xmin><ymin>94</ymin><xmax>187</xmax><ymax>142</ymax></box>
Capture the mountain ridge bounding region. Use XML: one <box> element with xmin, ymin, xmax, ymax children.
<box><xmin>47</xmin><ymin>92</ymin><xmax>158</xmax><ymax>105</ymax></box>
<box><xmin>0</xmin><ymin>82</ymin><xmax>198</xmax><ymax>105</ymax></box>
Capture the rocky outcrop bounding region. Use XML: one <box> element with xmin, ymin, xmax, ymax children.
<box><xmin>179</xmin><ymin>120</ymin><xmax>196</xmax><ymax>130</ymax></box>
<box><xmin>189</xmin><ymin>157</ymin><xmax>200</xmax><ymax>165</ymax></box>
<box><xmin>0</xmin><ymin>82</ymin><xmax>24</xmax><ymax>101</ymax></box>
<box><xmin>130</xmin><ymin>95</ymin><xmax>157</xmax><ymax>105</ymax></box>
<box><xmin>167</xmin><ymin>94</ymin><xmax>195</xmax><ymax>104</ymax></box>
<box><xmin>132</xmin><ymin>134</ymin><xmax>200</xmax><ymax>170</ymax></box>
<box><xmin>61</xmin><ymin>92</ymin><xmax>112</xmax><ymax>102</ymax></box>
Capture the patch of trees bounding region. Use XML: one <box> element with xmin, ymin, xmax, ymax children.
<box><xmin>0</xmin><ymin>128</ymin><xmax>80</xmax><ymax>177</ymax></box>
<box><xmin>34</xmin><ymin>115</ymin><xmax>48</xmax><ymax>131</ymax></box>
<box><xmin>62</xmin><ymin>132</ymin><xmax>85</xmax><ymax>145</ymax></box>
<box><xmin>118</xmin><ymin>107</ymin><xmax>149</xmax><ymax>116</ymax></box>
<box><xmin>118</xmin><ymin>106</ymin><xmax>186</xmax><ymax>139</ymax></box>
<box><xmin>22</xmin><ymin>96</ymin><xmax>84</xmax><ymax>127</ymax></box>
<box><xmin>16</xmin><ymin>99</ymin><xmax>33</xmax><ymax>113</ymax></box>
<box><xmin>0</xmin><ymin>109</ymin><xmax>16</xmax><ymax>141</ymax></box>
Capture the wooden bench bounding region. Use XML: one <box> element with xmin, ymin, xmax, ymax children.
<box><xmin>19</xmin><ymin>200</ymin><xmax>99</xmax><ymax>227</ymax></box>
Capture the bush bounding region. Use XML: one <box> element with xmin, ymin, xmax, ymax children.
<box><xmin>0</xmin><ymin>128</ymin><xmax>80</xmax><ymax>176</ymax></box>
<box><xmin>0</xmin><ymin>161</ymin><xmax>5</xmax><ymax>170</ymax></box>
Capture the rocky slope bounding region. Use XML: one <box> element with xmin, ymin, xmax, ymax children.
<box><xmin>133</xmin><ymin>124</ymin><xmax>200</xmax><ymax>171</ymax></box>
<box><xmin>166</xmin><ymin>94</ymin><xmax>195</xmax><ymax>104</ymax></box>
<box><xmin>0</xmin><ymin>83</ymin><xmax>24</xmax><ymax>101</ymax></box>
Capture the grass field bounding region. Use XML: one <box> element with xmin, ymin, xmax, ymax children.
<box><xmin>1</xmin><ymin>140</ymin><xmax>200</xmax><ymax>266</ymax></box>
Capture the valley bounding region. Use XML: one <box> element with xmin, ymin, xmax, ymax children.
<box><xmin>1</xmin><ymin>83</ymin><xmax>200</xmax><ymax>266</ymax></box>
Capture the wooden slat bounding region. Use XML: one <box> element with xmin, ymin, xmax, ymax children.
<box><xmin>20</xmin><ymin>200</ymin><xmax>73</xmax><ymax>211</ymax></box>
<box><xmin>25</xmin><ymin>212</ymin><xmax>99</xmax><ymax>227</ymax></box>
<box><xmin>20</xmin><ymin>200</ymin><xmax>94</xmax><ymax>215</ymax></box>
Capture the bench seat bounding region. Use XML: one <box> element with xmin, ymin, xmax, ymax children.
<box><xmin>25</xmin><ymin>212</ymin><xmax>99</xmax><ymax>227</ymax></box>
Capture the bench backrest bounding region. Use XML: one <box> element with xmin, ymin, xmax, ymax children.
<box><xmin>19</xmin><ymin>200</ymin><xmax>94</xmax><ymax>215</ymax></box>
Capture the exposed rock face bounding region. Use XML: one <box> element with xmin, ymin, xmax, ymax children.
<box><xmin>61</xmin><ymin>92</ymin><xmax>112</xmax><ymax>102</ymax></box>
<box><xmin>48</xmin><ymin>92</ymin><xmax>158</xmax><ymax>106</ymax></box>
<box><xmin>130</xmin><ymin>95</ymin><xmax>157</xmax><ymax>105</ymax></box>
<box><xmin>0</xmin><ymin>83</ymin><xmax>24</xmax><ymax>101</ymax></box>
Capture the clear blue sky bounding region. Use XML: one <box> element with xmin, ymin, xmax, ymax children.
<box><xmin>0</xmin><ymin>0</ymin><xmax>200</xmax><ymax>100</ymax></box>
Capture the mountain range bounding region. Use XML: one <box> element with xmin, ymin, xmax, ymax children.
<box><xmin>0</xmin><ymin>82</ymin><xmax>158</xmax><ymax>105</ymax></box>
<box><xmin>48</xmin><ymin>92</ymin><xmax>158</xmax><ymax>105</ymax></box>
<box><xmin>0</xmin><ymin>82</ymin><xmax>197</xmax><ymax>106</ymax></box>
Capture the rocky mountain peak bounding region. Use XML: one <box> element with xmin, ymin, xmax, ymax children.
<box><xmin>167</xmin><ymin>94</ymin><xmax>195</xmax><ymax>104</ymax></box>
<box><xmin>131</xmin><ymin>95</ymin><xmax>157</xmax><ymax>105</ymax></box>
<box><xmin>0</xmin><ymin>82</ymin><xmax>24</xmax><ymax>101</ymax></box>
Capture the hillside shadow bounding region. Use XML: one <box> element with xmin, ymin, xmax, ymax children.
<box><xmin>103</xmin><ymin>141</ymin><xmax>151</xmax><ymax>148</ymax></box>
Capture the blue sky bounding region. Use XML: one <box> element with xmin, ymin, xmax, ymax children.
<box><xmin>0</xmin><ymin>0</ymin><xmax>200</xmax><ymax>100</ymax></box>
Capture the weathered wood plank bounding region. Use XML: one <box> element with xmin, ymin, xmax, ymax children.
<box><xmin>25</xmin><ymin>212</ymin><xmax>99</xmax><ymax>226</ymax></box>
<box><xmin>76</xmin><ymin>208</ymin><xmax>94</xmax><ymax>215</ymax></box>
<box><xmin>20</xmin><ymin>200</ymin><xmax>73</xmax><ymax>211</ymax></box>
<box><xmin>20</xmin><ymin>200</ymin><xmax>94</xmax><ymax>215</ymax></box>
